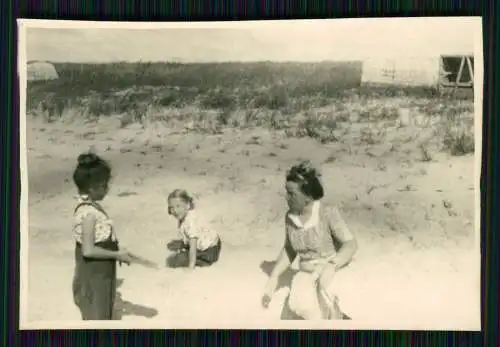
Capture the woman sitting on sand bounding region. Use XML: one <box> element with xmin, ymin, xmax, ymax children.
<box><xmin>262</xmin><ymin>160</ymin><xmax>358</xmax><ymax>319</ymax></box>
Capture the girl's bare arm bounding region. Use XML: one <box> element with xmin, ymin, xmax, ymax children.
<box><xmin>188</xmin><ymin>238</ymin><xmax>198</xmax><ymax>269</ymax></box>
<box><xmin>81</xmin><ymin>214</ymin><xmax>122</xmax><ymax>260</ymax></box>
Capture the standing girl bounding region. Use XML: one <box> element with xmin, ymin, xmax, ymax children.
<box><xmin>167</xmin><ymin>189</ymin><xmax>222</xmax><ymax>269</ymax></box>
<box><xmin>262</xmin><ymin>160</ymin><xmax>358</xmax><ymax>319</ymax></box>
<box><xmin>71</xmin><ymin>152</ymin><xmax>136</xmax><ymax>320</ymax></box>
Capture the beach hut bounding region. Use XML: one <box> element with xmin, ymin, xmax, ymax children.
<box><xmin>361</xmin><ymin>54</ymin><xmax>474</xmax><ymax>89</ymax></box>
<box><xmin>27</xmin><ymin>61</ymin><xmax>59</xmax><ymax>81</ymax></box>
<box><xmin>439</xmin><ymin>55</ymin><xmax>474</xmax><ymax>89</ymax></box>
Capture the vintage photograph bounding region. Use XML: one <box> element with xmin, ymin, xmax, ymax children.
<box><xmin>19</xmin><ymin>18</ymin><xmax>482</xmax><ymax>330</ymax></box>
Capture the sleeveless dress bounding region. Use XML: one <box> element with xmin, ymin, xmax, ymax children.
<box><xmin>71</xmin><ymin>195</ymin><xmax>119</xmax><ymax>320</ymax></box>
<box><xmin>284</xmin><ymin>200</ymin><xmax>354</xmax><ymax>319</ymax></box>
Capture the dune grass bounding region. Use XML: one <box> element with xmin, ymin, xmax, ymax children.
<box><xmin>27</xmin><ymin>61</ymin><xmax>475</xmax><ymax>156</ymax></box>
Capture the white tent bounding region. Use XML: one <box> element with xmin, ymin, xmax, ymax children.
<box><xmin>27</xmin><ymin>61</ymin><xmax>59</xmax><ymax>81</ymax></box>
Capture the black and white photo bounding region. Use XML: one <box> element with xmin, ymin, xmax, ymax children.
<box><xmin>18</xmin><ymin>18</ymin><xmax>482</xmax><ymax>330</ymax></box>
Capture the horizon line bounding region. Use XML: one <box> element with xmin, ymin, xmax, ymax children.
<box><xmin>27</xmin><ymin>55</ymin><xmax>474</xmax><ymax>65</ymax></box>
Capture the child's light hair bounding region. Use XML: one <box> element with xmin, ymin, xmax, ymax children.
<box><xmin>167</xmin><ymin>189</ymin><xmax>195</xmax><ymax>214</ymax></box>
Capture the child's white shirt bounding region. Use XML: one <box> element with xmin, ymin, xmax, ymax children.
<box><xmin>178</xmin><ymin>210</ymin><xmax>219</xmax><ymax>251</ymax></box>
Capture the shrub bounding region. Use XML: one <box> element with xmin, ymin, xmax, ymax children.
<box><xmin>26</xmin><ymin>61</ymin><xmax>475</xmax><ymax>153</ymax></box>
<box><xmin>442</xmin><ymin>122</ymin><xmax>474</xmax><ymax>155</ymax></box>
<box><xmin>199</xmin><ymin>88</ymin><xmax>236</xmax><ymax>110</ymax></box>
<box><xmin>437</xmin><ymin>109</ymin><xmax>475</xmax><ymax>156</ymax></box>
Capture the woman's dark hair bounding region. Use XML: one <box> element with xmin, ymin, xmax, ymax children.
<box><xmin>167</xmin><ymin>189</ymin><xmax>195</xmax><ymax>214</ymax></box>
<box><xmin>72</xmin><ymin>152</ymin><xmax>111</xmax><ymax>194</ymax></box>
<box><xmin>286</xmin><ymin>160</ymin><xmax>324</xmax><ymax>200</ymax></box>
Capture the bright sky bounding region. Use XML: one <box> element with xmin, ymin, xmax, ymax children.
<box><xmin>23</xmin><ymin>17</ymin><xmax>481</xmax><ymax>63</ymax></box>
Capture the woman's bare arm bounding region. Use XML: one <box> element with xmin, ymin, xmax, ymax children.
<box><xmin>264</xmin><ymin>247</ymin><xmax>291</xmax><ymax>292</ymax></box>
<box><xmin>328</xmin><ymin>208</ymin><xmax>358</xmax><ymax>269</ymax></box>
<box><xmin>265</xmin><ymin>229</ymin><xmax>296</xmax><ymax>291</ymax></box>
<box><xmin>331</xmin><ymin>239</ymin><xmax>357</xmax><ymax>269</ymax></box>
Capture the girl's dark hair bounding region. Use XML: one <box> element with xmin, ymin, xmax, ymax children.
<box><xmin>72</xmin><ymin>152</ymin><xmax>111</xmax><ymax>194</ymax></box>
<box><xmin>286</xmin><ymin>160</ymin><xmax>324</xmax><ymax>200</ymax></box>
<box><xmin>167</xmin><ymin>189</ymin><xmax>195</xmax><ymax>214</ymax></box>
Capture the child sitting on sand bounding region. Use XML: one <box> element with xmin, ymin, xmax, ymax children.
<box><xmin>167</xmin><ymin>189</ymin><xmax>222</xmax><ymax>269</ymax></box>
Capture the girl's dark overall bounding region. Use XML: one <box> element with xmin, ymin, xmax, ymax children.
<box><xmin>71</xmin><ymin>202</ymin><xmax>119</xmax><ymax>320</ymax></box>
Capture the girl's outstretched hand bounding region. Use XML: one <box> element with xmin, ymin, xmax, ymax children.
<box><xmin>116</xmin><ymin>249</ymin><xmax>133</xmax><ymax>265</ymax></box>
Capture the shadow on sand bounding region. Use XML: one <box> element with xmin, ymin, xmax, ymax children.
<box><xmin>114</xmin><ymin>279</ymin><xmax>159</xmax><ymax>320</ymax></box>
<box><xmin>165</xmin><ymin>240</ymin><xmax>188</xmax><ymax>268</ymax></box>
<box><xmin>166</xmin><ymin>239</ymin><xmax>185</xmax><ymax>252</ymax></box>
<box><xmin>165</xmin><ymin>253</ymin><xmax>189</xmax><ymax>268</ymax></box>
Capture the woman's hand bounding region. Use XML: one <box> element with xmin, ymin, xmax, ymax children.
<box><xmin>307</xmin><ymin>258</ymin><xmax>329</xmax><ymax>267</ymax></box>
<box><xmin>261</xmin><ymin>279</ymin><xmax>277</xmax><ymax>309</ymax></box>
<box><xmin>299</xmin><ymin>258</ymin><xmax>329</xmax><ymax>274</ymax></box>
<box><xmin>261</xmin><ymin>293</ymin><xmax>272</xmax><ymax>309</ymax></box>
